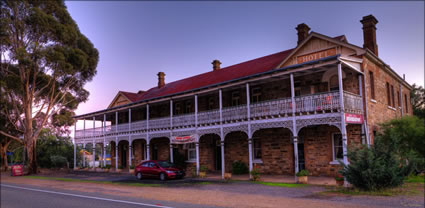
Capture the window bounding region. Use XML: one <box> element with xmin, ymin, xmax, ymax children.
<box><xmin>405</xmin><ymin>94</ymin><xmax>409</xmax><ymax>113</ymax></box>
<box><xmin>251</xmin><ymin>87</ymin><xmax>261</xmax><ymax>103</ymax></box>
<box><xmin>386</xmin><ymin>82</ymin><xmax>391</xmax><ymax>106</ymax></box>
<box><xmin>332</xmin><ymin>133</ymin><xmax>343</xmax><ymax>160</ymax></box>
<box><xmin>185</xmin><ymin>101</ymin><xmax>192</xmax><ymax>114</ymax></box>
<box><xmin>369</xmin><ymin>71</ymin><xmax>376</xmax><ymax>99</ymax></box>
<box><xmin>208</xmin><ymin>97</ymin><xmax>215</xmax><ymax>110</ymax></box>
<box><xmin>187</xmin><ymin>143</ymin><xmax>196</xmax><ymax>161</ymax></box>
<box><xmin>295</xmin><ymin>87</ymin><xmax>301</xmax><ymax>96</ymax></box>
<box><xmin>329</xmin><ymin>75</ymin><xmax>339</xmax><ymax>91</ymax></box>
<box><xmin>391</xmin><ymin>85</ymin><xmax>395</xmax><ymax>107</ymax></box>
<box><xmin>253</xmin><ymin>139</ymin><xmax>262</xmax><ymax>160</ymax></box>
<box><xmin>397</xmin><ymin>91</ymin><xmax>401</xmax><ymax>107</ymax></box>
<box><xmin>231</xmin><ymin>91</ymin><xmax>240</xmax><ymax>106</ymax></box>
<box><xmin>175</xmin><ymin>103</ymin><xmax>181</xmax><ymax>115</ymax></box>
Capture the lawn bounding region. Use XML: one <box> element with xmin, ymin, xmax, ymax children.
<box><xmin>254</xmin><ymin>181</ymin><xmax>308</xmax><ymax>188</ymax></box>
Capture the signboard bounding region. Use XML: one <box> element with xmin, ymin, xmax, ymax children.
<box><xmin>11</xmin><ymin>165</ymin><xmax>24</xmax><ymax>176</ymax></box>
<box><xmin>345</xmin><ymin>113</ymin><xmax>363</xmax><ymax>124</ymax></box>
<box><xmin>171</xmin><ymin>135</ymin><xmax>196</xmax><ymax>144</ymax></box>
<box><xmin>297</xmin><ymin>48</ymin><xmax>337</xmax><ymax>64</ymax></box>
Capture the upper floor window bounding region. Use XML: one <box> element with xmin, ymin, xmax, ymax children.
<box><xmin>405</xmin><ymin>94</ymin><xmax>409</xmax><ymax>113</ymax></box>
<box><xmin>208</xmin><ymin>97</ymin><xmax>215</xmax><ymax>110</ymax></box>
<box><xmin>231</xmin><ymin>91</ymin><xmax>240</xmax><ymax>106</ymax></box>
<box><xmin>175</xmin><ymin>103</ymin><xmax>182</xmax><ymax>115</ymax></box>
<box><xmin>391</xmin><ymin>85</ymin><xmax>395</xmax><ymax>107</ymax></box>
<box><xmin>369</xmin><ymin>71</ymin><xmax>376</xmax><ymax>99</ymax></box>
<box><xmin>251</xmin><ymin>87</ymin><xmax>261</xmax><ymax>103</ymax></box>
<box><xmin>397</xmin><ymin>91</ymin><xmax>401</xmax><ymax>107</ymax></box>
<box><xmin>332</xmin><ymin>133</ymin><xmax>343</xmax><ymax>160</ymax></box>
<box><xmin>386</xmin><ymin>82</ymin><xmax>391</xmax><ymax>106</ymax></box>
<box><xmin>185</xmin><ymin>101</ymin><xmax>192</xmax><ymax>114</ymax></box>
<box><xmin>253</xmin><ymin>138</ymin><xmax>262</xmax><ymax>160</ymax></box>
<box><xmin>329</xmin><ymin>75</ymin><xmax>339</xmax><ymax>91</ymax></box>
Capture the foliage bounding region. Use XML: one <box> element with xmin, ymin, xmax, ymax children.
<box><xmin>232</xmin><ymin>160</ymin><xmax>248</xmax><ymax>175</ymax></box>
<box><xmin>411</xmin><ymin>84</ymin><xmax>425</xmax><ymax>119</ymax></box>
<box><xmin>379</xmin><ymin>116</ymin><xmax>425</xmax><ymax>172</ymax></box>
<box><xmin>104</xmin><ymin>164</ymin><xmax>111</xmax><ymax>169</ymax></box>
<box><xmin>50</xmin><ymin>155</ymin><xmax>68</xmax><ymax>168</ymax></box>
<box><xmin>296</xmin><ymin>169</ymin><xmax>309</xmax><ymax>177</ymax></box>
<box><xmin>335</xmin><ymin>174</ymin><xmax>344</xmax><ymax>181</ymax></box>
<box><xmin>33</xmin><ymin>129</ymin><xmax>80</xmax><ymax>169</ymax></box>
<box><xmin>0</xmin><ymin>0</ymin><xmax>98</xmax><ymax>173</ymax></box>
<box><xmin>250</xmin><ymin>168</ymin><xmax>261</xmax><ymax>181</ymax></box>
<box><xmin>129</xmin><ymin>165</ymin><xmax>135</xmax><ymax>169</ymax></box>
<box><xmin>340</xmin><ymin>138</ymin><xmax>416</xmax><ymax>191</ymax></box>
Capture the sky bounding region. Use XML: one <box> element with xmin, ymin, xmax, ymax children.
<box><xmin>65</xmin><ymin>1</ymin><xmax>424</xmax><ymax>124</ymax></box>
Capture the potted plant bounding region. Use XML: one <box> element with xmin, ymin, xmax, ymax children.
<box><xmin>250</xmin><ymin>168</ymin><xmax>261</xmax><ymax>181</ymax></box>
<box><xmin>296</xmin><ymin>170</ymin><xmax>309</xmax><ymax>184</ymax></box>
<box><xmin>129</xmin><ymin>165</ymin><xmax>135</xmax><ymax>174</ymax></box>
<box><xmin>116</xmin><ymin>165</ymin><xmax>123</xmax><ymax>173</ymax></box>
<box><xmin>224</xmin><ymin>173</ymin><xmax>232</xmax><ymax>180</ymax></box>
<box><xmin>199</xmin><ymin>165</ymin><xmax>208</xmax><ymax>178</ymax></box>
<box><xmin>335</xmin><ymin>174</ymin><xmax>344</xmax><ymax>186</ymax></box>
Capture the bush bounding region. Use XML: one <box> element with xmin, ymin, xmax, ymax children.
<box><xmin>104</xmin><ymin>164</ymin><xmax>111</xmax><ymax>169</ymax></box>
<box><xmin>129</xmin><ymin>165</ymin><xmax>135</xmax><ymax>169</ymax></box>
<box><xmin>296</xmin><ymin>170</ymin><xmax>309</xmax><ymax>177</ymax></box>
<box><xmin>50</xmin><ymin>155</ymin><xmax>68</xmax><ymax>168</ymax></box>
<box><xmin>335</xmin><ymin>174</ymin><xmax>344</xmax><ymax>181</ymax></box>
<box><xmin>232</xmin><ymin>160</ymin><xmax>248</xmax><ymax>175</ymax></box>
<box><xmin>340</xmin><ymin>141</ymin><xmax>415</xmax><ymax>191</ymax></box>
<box><xmin>199</xmin><ymin>165</ymin><xmax>208</xmax><ymax>172</ymax></box>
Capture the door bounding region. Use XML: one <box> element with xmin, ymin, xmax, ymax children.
<box><xmin>121</xmin><ymin>146</ymin><xmax>127</xmax><ymax>168</ymax></box>
<box><xmin>297</xmin><ymin>136</ymin><xmax>305</xmax><ymax>171</ymax></box>
<box><xmin>215</xmin><ymin>142</ymin><xmax>222</xmax><ymax>171</ymax></box>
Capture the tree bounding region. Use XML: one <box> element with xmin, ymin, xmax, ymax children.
<box><xmin>0</xmin><ymin>0</ymin><xmax>98</xmax><ymax>173</ymax></box>
<box><xmin>410</xmin><ymin>84</ymin><xmax>425</xmax><ymax>119</ymax></box>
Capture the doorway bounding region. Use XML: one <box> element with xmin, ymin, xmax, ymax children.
<box><xmin>297</xmin><ymin>136</ymin><xmax>305</xmax><ymax>171</ymax></box>
<box><xmin>215</xmin><ymin>142</ymin><xmax>222</xmax><ymax>171</ymax></box>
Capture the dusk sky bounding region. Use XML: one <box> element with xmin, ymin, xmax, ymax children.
<box><xmin>65</xmin><ymin>1</ymin><xmax>424</xmax><ymax>118</ymax></box>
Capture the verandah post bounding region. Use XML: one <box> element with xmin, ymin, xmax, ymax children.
<box><xmin>290</xmin><ymin>73</ymin><xmax>299</xmax><ymax>180</ymax></box>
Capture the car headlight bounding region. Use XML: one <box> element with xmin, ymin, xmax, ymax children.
<box><xmin>166</xmin><ymin>170</ymin><xmax>174</xmax><ymax>174</ymax></box>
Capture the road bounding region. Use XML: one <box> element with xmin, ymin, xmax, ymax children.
<box><xmin>1</xmin><ymin>183</ymin><xmax>218</xmax><ymax>208</ymax></box>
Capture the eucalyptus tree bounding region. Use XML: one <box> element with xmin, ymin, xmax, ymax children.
<box><xmin>0</xmin><ymin>0</ymin><xmax>99</xmax><ymax>173</ymax></box>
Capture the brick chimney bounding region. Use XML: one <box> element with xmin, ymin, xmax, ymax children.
<box><xmin>212</xmin><ymin>60</ymin><xmax>221</xmax><ymax>71</ymax></box>
<box><xmin>361</xmin><ymin>15</ymin><xmax>379</xmax><ymax>56</ymax></box>
<box><xmin>296</xmin><ymin>23</ymin><xmax>310</xmax><ymax>46</ymax></box>
<box><xmin>157</xmin><ymin>72</ymin><xmax>165</xmax><ymax>88</ymax></box>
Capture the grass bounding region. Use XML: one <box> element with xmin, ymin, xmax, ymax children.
<box><xmin>24</xmin><ymin>176</ymin><xmax>162</xmax><ymax>187</ymax></box>
<box><xmin>321</xmin><ymin>175</ymin><xmax>425</xmax><ymax>197</ymax></box>
<box><xmin>254</xmin><ymin>181</ymin><xmax>308</xmax><ymax>188</ymax></box>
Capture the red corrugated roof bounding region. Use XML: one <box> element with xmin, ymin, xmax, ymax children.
<box><xmin>128</xmin><ymin>48</ymin><xmax>294</xmax><ymax>102</ymax></box>
<box><xmin>119</xmin><ymin>91</ymin><xmax>141</xmax><ymax>102</ymax></box>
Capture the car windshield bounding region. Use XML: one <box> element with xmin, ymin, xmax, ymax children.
<box><xmin>157</xmin><ymin>161</ymin><xmax>175</xmax><ymax>168</ymax></box>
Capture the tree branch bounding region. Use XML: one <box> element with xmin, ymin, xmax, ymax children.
<box><xmin>0</xmin><ymin>131</ymin><xmax>23</xmax><ymax>144</ymax></box>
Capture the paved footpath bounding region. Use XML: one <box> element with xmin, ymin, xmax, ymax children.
<box><xmin>1</xmin><ymin>172</ymin><xmax>424</xmax><ymax>208</ymax></box>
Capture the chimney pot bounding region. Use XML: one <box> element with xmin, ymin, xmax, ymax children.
<box><xmin>361</xmin><ymin>15</ymin><xmax>379</xmax><ymax>56</ymax></box>
<box><xmin>296</xmin><ymin>23</ymin><xmax>310</xmax><ymax>46</ymax></box>
<box><xmin>157</xmin><ymin>72</ymin><xmax>165</xmax><ymax>88</ymax></box>
<box><xmin>212</xmin><ymin>60</ymin><xmax>222</xmax><ymax>71</ymax></box>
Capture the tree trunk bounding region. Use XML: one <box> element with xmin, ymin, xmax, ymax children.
<box><xmin>26</xmin><ymin>138</ymin><xmax>38</xmax><ymax>174</ymax></box>
<box><xmin>0</xmin><ymin>140</ymin><xmax>11</xmax><ymax>171</ymax></box>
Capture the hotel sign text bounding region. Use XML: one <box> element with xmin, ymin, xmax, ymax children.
<box><xmin>297</xmin><ymin>48</ymin><xmax>337</xmax><ymax>64</ymax></box>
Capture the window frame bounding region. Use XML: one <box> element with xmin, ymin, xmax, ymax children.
<box><xmin>252</xmin><ymin>138</ymin><xmax>262</xmax><ymax>162</ymax></box>
<box><xmin>331</xmin><ymin>133</ymin><xmax>343</xmax><ymax>161</ymax></box>
<box><xmin>185</xmin><ymin>100</ymin><xmax>192</xmax><ymax>114</ymax></box>
<box><xmin>251</xmin><ymin>87</ymin><xmax>261</xmax><ymax>103</ymax></box>
<box><xmin>386</xmin><ymin>82</ymin><xmax>391</xmax><ymax>106</ymax></box>
<box><xmin>231</xmin><ymin>91</ymin><xmax>240</xmax><ymax>106</ymax></box>
<box><xmin>369</xmin><ymin>71</ymin><xmax>376</xmax><ymax>99</ymax></box>
<box><xmin>391</xmin><ymin>85</ymin><xmax>395</xmax><ymax>107</ymax></box>
<box><xmin>404</xmin><ymin>94</ymin><xmax>409</xmax><ymax>113</ymax></box>
<box><xmin>208</xmin><ymin>97</ymin><xmax>215</xmax><ymax>110</ymax></box>
<box><xmin>187</xmin><ymin>143</ymin><xmax>196</xmax><ymax>161</ymax></box>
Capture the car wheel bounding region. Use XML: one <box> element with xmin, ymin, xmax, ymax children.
<box><xmin>159</xmin><ymin>173</ymin><xmax>166</xmax><ymax>181</ymax></box>
<box><xmin>136</xmin><ymin>172</ymin><xmax>143</xmax><ymax>180</ymax></box>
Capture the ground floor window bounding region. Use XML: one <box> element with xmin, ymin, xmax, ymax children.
<box><xmin>332</xmin><ymin>133</ymin><xmax>343</xmax><ymax>160</ymax></box>
<box><xmin>187</xmin><ymin>143</ymin><xmax>196</xmax><ymax>161</ymax></box>
<box><xmin>253</xmin><ymin>139</ymin><xmax>262</xmax><ymax>161</ymax></box>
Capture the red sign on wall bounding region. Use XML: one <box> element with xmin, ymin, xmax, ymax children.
<box><xmin>171</xmin><ymin>135</ymin><xmax>196</xmax><ymax>144</ymax></box>
<box><xmin>11</xmin><ymin>165</ymin><xmax>24</xmax><ymax>176</ymax></box>
<box><xmin>345</xmin><ymin>113</ymin><xmax>363</xmax><ymax>124</ymax></box>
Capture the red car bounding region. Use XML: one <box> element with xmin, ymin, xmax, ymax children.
<box><xmin>134</xmin><ymin>160</ymin><xmax>185</xmax><ymax>181</ymax></box>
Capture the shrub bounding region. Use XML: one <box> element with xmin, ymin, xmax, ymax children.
<box><xmin>296</xmin><ymin>170</ymin><xmax>309</xmax><ymax>177</ymax></box>
<box><xmin>232</xmin><ymin>160</ymin><xmax>248</xmax><ymax>175</ymax></box>
<box><xmin>129</xmin><ymin>165</ymin><xmax>135</xmax><ymax>169</ymax></box>
<box><xmin>340</xmin><ymin>141</ymin><xmax>415</xmax><ymax>191</ymax></box>
<box><xmin>335</xmin><ymin>174</ymin><xmax>344</xmax><ymax>181</ymax></box>
<box><xmin>199</xmin><ymin>165</ymin><xmax>208</xmax><ymax>172</ymax></box>
<box><xmin>104</xmin><ymin>165</ymin><xmax>111</xmax><ymax>169</ymax></box>
<box><xmin>50</xmin><ymin>155</ymin><xmax>68</xmax><ymax>168</ymax></box>
<box><xmin>250</xmin><ymin>168</ymin><xmax>261</xmax><ymax>181</ymax></box>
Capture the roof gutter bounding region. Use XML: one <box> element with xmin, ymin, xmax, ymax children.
<box><xmin>74</xmin><ymin>55</ymin><xmax>340</xmax><ymax>119</ymax></box>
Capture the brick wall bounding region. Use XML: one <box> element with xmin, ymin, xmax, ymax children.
<box><xmin>149</xmin><ymin>137</ymin><xmax>170</xmax><ymax>161</ymax></box>
<box><xmin>199</xmin><ymin>134</ymin><xmax>220</xmax><ymax>171</ymax></box>
<box><xmin>132</xmin><ymin>139</ymin><xmax>146</xmax><ymax>166</ymax></box>
<box><xmin>224</xmin><ymin>132</ymin><xmax>249</xmax><ymax>173</ymax></box>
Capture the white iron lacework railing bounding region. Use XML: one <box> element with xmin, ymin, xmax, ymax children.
<box><xmin>222</xmin><ymin>105</ymin><xmax>247</xmax><ymax>122</ymax></box>
<box><xmin>197</xmin><ymin>109</ymin><xmax>220</xmax><ymax>125</ymax></box>
<box><xmin>92</xmin><ymin>126</ymin><xmax>103</xmax><ymax>137</ymax></box>
<box><xmin>130</xmin><ymin>120</ymin><xmax>147</xmax><ymax>131</ymax></box>
<box><xmin>149</xmin><ymin>116</ymin><xmax>170</xmax><ymax>129</ymax></box>
<box><xmin>110</xmin><ymin>123</ymin><xmax>129</xmax><ymax>134</ymax></box>
<box><xmin>294</xmin><ymin>91</ymin><xmax>340</xmax><ymax>114</ymax></box>
<box><xmin>343</xmin><ymin>91</ymin><xmax>363</xmax><ymax>114</ymax></box>
<box><xmin>173</xmin><ymin>113</ymin><xmax>195</xmax><ymax>127</ymax></box>
<box><xmin>250</xmin><ymin>97</ymin><xmax>292</xmax><ymax>118</ymax></box>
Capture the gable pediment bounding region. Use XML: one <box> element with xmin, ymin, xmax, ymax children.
<box><xmin>108</xmin><ymin>93</ymin><xmax>131</xmax><ymax>109</ymax></box>
<box><xmin>277</xmin><ymin>33</ymin><xmax>364</xmax><ymax>69</ymax></box>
